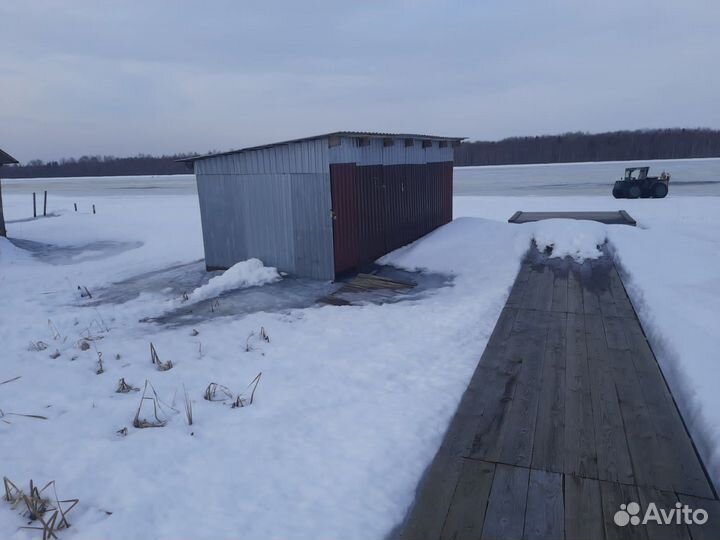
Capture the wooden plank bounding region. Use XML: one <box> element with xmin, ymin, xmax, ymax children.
<box><xmin>497</xmin><ymin>309</ymin><xmax>549</xmax><ymax>467</ymax></box>
<box><xmin>565</xmin><ymin>475</ymin><xmax>604</xmax><ymax>540</ymax></box>
<box><xmin>551</xmin><ymin>271</ymin><xmax>568</xmax><ymax>313</ymax></box>
<box><xmin>622</xmin><ymin>321</ymin><xmax>715</xmax><ymax>499</ymax></box>
<box><xmin>476</xmin><ymin>307</ymin><xmax>519</xmax><ymax>368</ymax></box>
<box><xmin>677</xmin><ymin>494</ymin><xmax>720</xmax><ymax>540</ymax></box>
<box><xmin>582</xmin><ymin>286</ymin><xmax>601</xmax><ymax>315</ymax></box>
<box><xmin>585</xmin><ymin>314</ymin><xmax>634</xmax><ymax>484</ymax></box>
<box><xmin>599</xmin><ymin>481</ymin><xmax>648</xmax><ymax>540</ymax></box>
<box><xmin>470</xmin><ymin>309</ymin><xmax>543</xmax><ymax>462</ymax></box>
<box><xmin>522</xmin><ymin>265</ymin><xmax>555</xmax><ymax>312</ymax></box>
<box><xmin>636</xmin><ymin>486</ymin><xmax>691</xmax><ymax>540</ymax></box>
<box><xmin>523</xmin><ymin>469</ymin><xmax>564</xmax><ymax>540</ymax></box>
<box><xmin>591</xmin><ymin>259</ymin><xmax>617</xmax><ymax>317</ymax></box>
<box><xmin>507</xmin><ymin>263</ymin><xmax>531</xmax><ymax>308</ymax></box>
<box><xmin>603</xmin><ymin>316</ymin><xmax>629</xmax><ymax>350</ymax></box>
<box><xmin>532</xmin><ymin>311</ymin><xmax>566</xmax><ymax>473</ymax></box>
<box><xmin>564</xmin><ymin>312</ymin><xmax>598</xmax><ymax>478</ymax></box>
<box><xmin>567</xmin><ymin>270</ymin><xmax>584</xmax><ymax>314</ymax></box>
<box><xmin>481</xmin><ymin>464</ymin><xmax>529</xmax><ymax>540</ymax></box>
<box><xmin>401</xmin><ymin>452</ymin><xmax>464</xmax><ymax>540</ymax></box>
<box><xmin>609</xmin><ymin>347</ymin><xmax>674</xmax><ymax>492</ymax></box>
<box><xmin>440</xmin><ymin>460</ymin><xmax>495</xmax><ymax>540</ymax></box>
<box><xmin>508</xmin><ymin>211</ymin><xmax>636</xmax><ymax>226</ymax></box>
<box><xmin>608</xmin><ymin>266</ymin><xmax>636</xmax><ymax>319</ymax></box>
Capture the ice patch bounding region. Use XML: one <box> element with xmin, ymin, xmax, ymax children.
<box><xmin>529</xmin><ymin>218</ymin><xmax>607</xmax><ymax>261</ymax></box>
<box><xmin>0</xmin><ymin>237</ymin><xmax>31</xmax><ymax>264</ymax></box>
<box><xmin>186</xmin><ymin>258</ymin><xmax>281</xmax><ymax>303</ymax></box>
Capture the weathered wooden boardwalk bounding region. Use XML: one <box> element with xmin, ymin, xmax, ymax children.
<box><xmin>396</xmin><ymin>251</ymin><xmax>719</xmax><ymax>540</ymax></box>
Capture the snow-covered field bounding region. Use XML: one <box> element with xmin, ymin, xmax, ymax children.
<box><xmin>1</xmin><ymin>179</ymin><xmax>719</xmax><ymax>539</ymax></box>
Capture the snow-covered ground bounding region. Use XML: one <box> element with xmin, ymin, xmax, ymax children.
<box><xmin>1</xmin><ymin>186</ymin><xmax>719</xmax><ymax>540</ymax></box>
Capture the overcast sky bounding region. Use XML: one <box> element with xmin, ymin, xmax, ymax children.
<box><xmin>1</xmin><ymin>0</ymin><xmax>718</xmax><ymax>162</ymax></box>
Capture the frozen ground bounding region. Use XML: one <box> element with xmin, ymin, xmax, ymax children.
<box><xmin>0</xmin><ymin>175</ymin><xmax>719</xmax><ymax>539</ymax></box>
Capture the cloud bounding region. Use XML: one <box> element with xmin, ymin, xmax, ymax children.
<box><xmin>1</xmin><ymin>0</ymin><xmax>718</xmax><ymax>161</ymax></box>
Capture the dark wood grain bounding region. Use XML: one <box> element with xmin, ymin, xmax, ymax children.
<box><xmin>585</xmin><ymin>314</ymin><xmax>634</xmax><ymax>484</ymax></box>
<box><xmin>398</xmin><ymin>251</ymin><xmax>718</xmax><ymax>540</ymax></box>
<box><xmin>440</xmin><ymin>460</ymin><xmax>495</xmax><ymax>540</ymax></box>
<box><xmin>566</xmin><ymin>270</ymin><xmax>584</xmax><ymax>314</ymax></box>
<box><xmin>677</xmin><ymin>494</ymin><xmax>720</xmax><ymax>540</ymax></box>
<box><xmin>551</xmin><ymin>271</ymin><xmax>568</xmax><ymax>313</ymax></box>
<box><xmin>636</xmin><ymin>486</ymin><xmax>691</xmax><ymax>540</ymax></box>
<box><xmin>564</xmin><ymin>312</ymin><xmax>598</xmax><ymax>478</ymax></box>
<box><xmin>523</xmin><ymin>469</ymin><xmax>564</xmax><ymax>540</ymax></box>
<box><xmin>532</xmin><ymin>311</ymin><xmax>566</xmax><ymax>473</ymax></box>
<box><xmin>481</xmin><ymin>464</ymin><xmax>529</xmax><ymax>540</ymax></box>
<box><xmin>565</xmin><ymin>475</ymin><xmax>604</xmax><ymax>540</ymax></box>
<box><xmin>599</xmin><ymin>481</ymin><xmax>648</xmax><ymax>540</ymax></box>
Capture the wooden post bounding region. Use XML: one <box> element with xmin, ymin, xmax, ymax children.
<box><xmin>33</xmin><ymin>192</ymin><xmax>36</xmax><ymax>218</ymax></box>
<box><xmin>43</xmin><ymin>190</ymin><xmax>47</xmax><ymax>216</ymax></box>
<box><xmin>92</xmin><ymin>204</ymin><xmax>96</xmax><ymax>214</ymax></box>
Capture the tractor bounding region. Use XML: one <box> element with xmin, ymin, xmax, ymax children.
<box><xmin>612</xmin><ymin>167</ymin><xmax>670</xmax><ymax>199</ymax></box>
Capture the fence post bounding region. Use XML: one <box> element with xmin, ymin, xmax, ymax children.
<box><xmin>74</xmin><ymin>203</ymin><xmax>77</xmax><ymax>212</ymax></box>
<box><xmin>43</xmin><ymin>191</ymin><xmax>47</xmax><ymax>217</ymax></box>
<box><xmin>92</xmin><ymin>204</ymin><xmax>96</xmax><ymax>215</ymax></box>
<box><xmin>33</xmin><ymin>192</ymin><xmax>36</xmax><ymax>218</ymax></box>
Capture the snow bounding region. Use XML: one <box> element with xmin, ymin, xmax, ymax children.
<box><xmin>530</xmin><ymin>218</ymin><xmax>607</xmax><ymax>261</ymax></box>
<box><xmin>1</xmin><ymin>184</ymin><xmax>719</xmax><ymax>539</ymax></box>
<box><xmin>184</xmin><ymin>259</ymin><xmax>280</xmax><ymax>304</ymax></box>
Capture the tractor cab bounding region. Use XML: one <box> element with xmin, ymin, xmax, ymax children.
<box><xmin>612</xmin><ymin>166</ymin><xmax>669</xmax><ymax>199</ymax></box>
<box><xmin>622</xmin><ymin>167</ymin><xmax>650</xmax><ymax>181</ymax></box>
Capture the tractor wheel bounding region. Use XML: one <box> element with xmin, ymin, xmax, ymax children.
<box><xmin>652</xmin><ymin>182</ymin><xmax>668</xmax><ymax>198</ymax></box>
<box><xmin>627</xmin><ymin>185</ymin><xmax>641</xmax><ymax>199</ymax></box>
<box><xmin>612</xmin><ymin>187</ymin><xmax>624</xmax><ymax>199</ymax></box>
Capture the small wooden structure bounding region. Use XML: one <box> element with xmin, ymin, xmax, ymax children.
<box><xmin>0</xmin><ymin>148</ymin><xmax>19</xmax><ymax>237</ymax></box>
<box><xmin>179</xmin><ymin>132</ymin><xmax>463</xmax><ymax>280</ymax></box>
<box><xmin>508</xmin><ymin>210</ymin><xmax>636</xmax><ymax>226</ymax></box>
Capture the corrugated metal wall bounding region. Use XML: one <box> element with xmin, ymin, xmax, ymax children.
<box><xmin>329</xmin><ymin>137</ymin><xmax>454</xmax><ymax>274</ymax></box>
<box><xmin>194</xmin><ymin>135</ymin><xmax>454</xmax><ymax>280</ymax></box>
<box><xmin>195</xmin><ymin>139</ymin><xmax>334</xmax><ymax>279</ymax></box>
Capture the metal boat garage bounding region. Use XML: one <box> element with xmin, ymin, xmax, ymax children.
<box><xmin>180</xmin><ymin>132</ymin><xmax>463</xmax><ymax>280</ymax></box>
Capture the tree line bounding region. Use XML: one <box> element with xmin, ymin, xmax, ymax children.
<box><xmin>454</xmin><ymin>128</ymin><xmax>720</xmax><ymax>166</ymax></box>
<box><xmin>1</xmin><ymin>153</ymin><xmax>199</xmax><ymax>178</ymax></box>
<box><xmin>2</xmin><ymin>128</ymin><xmax>720</xmax><ymax>178</ymax></box>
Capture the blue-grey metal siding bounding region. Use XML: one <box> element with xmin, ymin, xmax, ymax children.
<box><xmin>195</xmin><ymin>139</ymin><xmax>334</xmax><ymax>280</ymax></box>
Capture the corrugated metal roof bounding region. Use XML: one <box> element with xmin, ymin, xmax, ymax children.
<box><xmin>177</xmin><ymin>132</ymin><xmax>465</xmax><ymax>162</ymax></box>
<box><xmin>0</xmin><ymin>148</ymin><xmax>18</xmax><ymax>165</ymax></box>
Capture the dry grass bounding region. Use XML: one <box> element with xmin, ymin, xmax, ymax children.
<box><xmin>28</xmin><ymin>341</ymin><xmax>49</xmax><ymax>352</ymax></box>
<box><xmin>0</xmin><ymin>408</ymin><xmax>48</xmax><ymax>424</ymax></box>
<box><xmin>183</xmin><ymin>385</ymin><xmax>193</xmax><ymax>426</ymax></box>
<box><xmin>232</xmin><ymin>372</ymin><xmax>263</xmax><ymax>408</ymax></box>
<box><xmin>150</xmin><ymin>343</ymin><xmax>173</xmax><ymax>371</ymax></box>
<box><xmin>116</xmin><ymin>378</ymin><xmax>139</xmax><ymax>393</ymax></box>
<box><xmin>3</xmin><ymin>477</ymin><xmax>78</xmax><ymax>540</ymax></box>
<box><xmin>95</xmin><ymin>351</ymin><xmax>104</xmax><ymax>375</ymax></box>
<box><xmin>259</xmin><ymin>326</ymin><xmax>270</xmax><ymax>343</ymax></box>
<box><xmin>133</xmin><ymin>380</ymin><xmax>170</xmax><ymax>428</ymax></box>
<box><xmin>203</xmin><ymin>382</ymin><xmax>233</xmax><ymax>402</ymax></box>
<box><xmin>47</xmin><ymin>320</ymin><xmax>63</xmax><ymax>341</ymax></box>
<box><xmin>77</xmin><ymin>285</ymin><xmax>92</xmax><ymax>299</ymax></box>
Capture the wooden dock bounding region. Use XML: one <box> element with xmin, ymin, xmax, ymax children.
<box><xmin>508</xmin><ymin>211</ymin><xmax>637</xmax><ymax>226</ymax></box>
<box><xmin>396</xmin><ymin>252</ymin><xmax>719</xmax><ymax>540</ymax></box>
